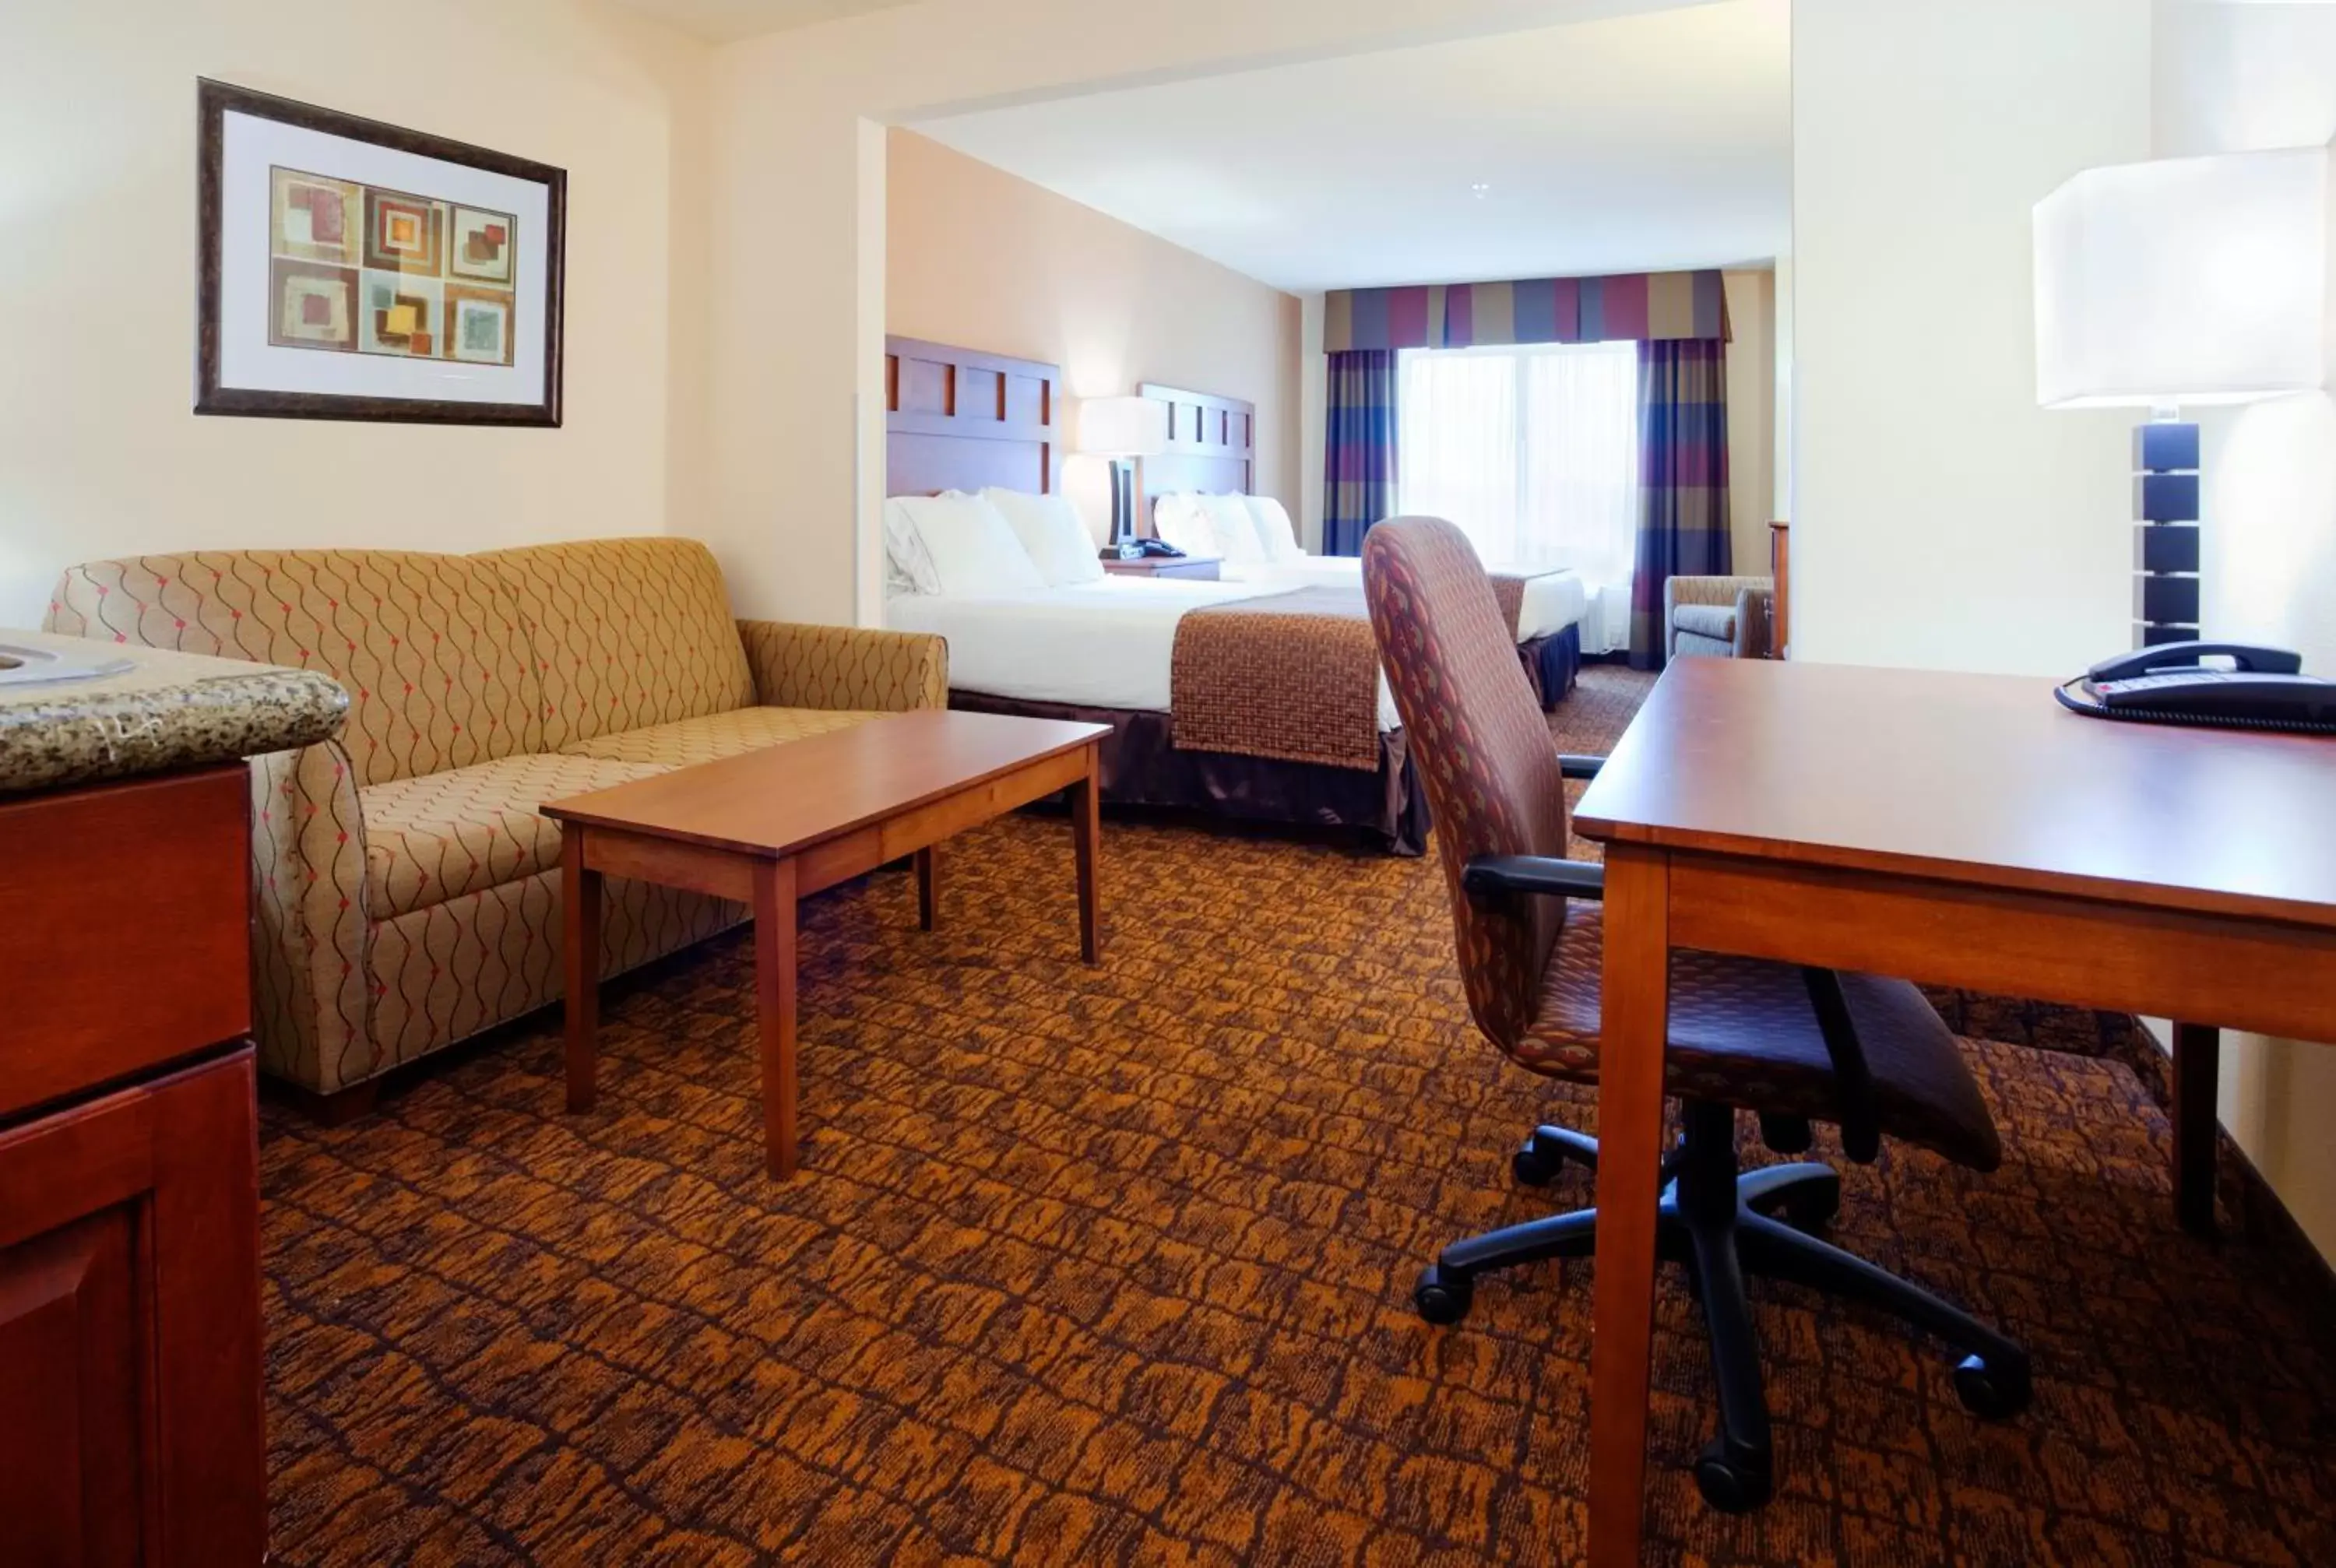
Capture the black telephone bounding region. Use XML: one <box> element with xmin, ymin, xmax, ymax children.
<box><xmin>2056</xmin><ymin>641</ymin><xmax>2336</xmax><ymax>734</ymax></box>
<box><xmin>1113</xmin><ymin>537</ymin><xmax>1188</xmax><ymax>561</ymax></box>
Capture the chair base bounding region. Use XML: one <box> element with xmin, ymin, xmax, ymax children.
<box><xmin>1417</xmin><ymin>1102</ymin><xmax>2030</xmax><ymax>1514</ymax></box>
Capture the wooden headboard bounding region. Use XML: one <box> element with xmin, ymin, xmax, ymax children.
<box><xmin>885</xmin><ymin>336</ymin><xmax>1061</xmax><ymax>497</ymax></box>
<box><xmin>1138</xmin><ymin>382</ymin><xmax>1254</xmax><ymax>533</ymax></box>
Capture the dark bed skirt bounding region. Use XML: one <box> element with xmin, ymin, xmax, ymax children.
<box><xmin>948</xmin><ymin>691</ymin><xmax>1431</xmax><ymax>856</ymax></box>
<box><xmin>1520</xmin><ymin>622</ymin><xmax>1582</xmax><ymax>709</ymax></box>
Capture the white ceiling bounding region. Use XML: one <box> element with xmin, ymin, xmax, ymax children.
<box><xmin>605</xmin><ymin>0</ymin><xmax>916</xmax><ymax>44</ymax></box>
<box><xmin>911</xmin><ymin>0</ymin><xmax>1790</xmax><ymax>294</ymax></box>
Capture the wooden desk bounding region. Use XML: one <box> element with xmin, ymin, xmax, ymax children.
<box><xmin>545</xmin><ymin>710</ymin><xmax>1109</xmax><ymax>1179</ymax></box>
<box><xmin>1570</xmin><ymin>658</ymin><xmax>2336</xmax><ymax>1567</ymax></box>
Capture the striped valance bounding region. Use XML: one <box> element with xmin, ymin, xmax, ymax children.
<box><xmin>1324</xmin><ymin>269</ymin><xmax>1730</xmax><ymax>353</ymax></box>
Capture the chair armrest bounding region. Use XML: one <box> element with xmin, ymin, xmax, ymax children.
<box><xmin>1666</xmin><ymin>575</ymin><xmax>1775</xmax><ymax>659</ymax></box>
<box><xmin>1666</xmin><ymin>574</ymin><xmax>1775</xmax><ymax>610</ymax></box>
<box><xmin>1557</xmin><ymin>754</ymin><xmax>1605</xmax><ymax>781</ymax></box>
<box><xmin>1462</xmin><ymin>855</ymin><xmax>1606</xmax><ymax>901</ymax></box>
<box><xmin>737</xmin><ymin>621</ymin><xmax>948</xmax><ymax>712</ymax></box>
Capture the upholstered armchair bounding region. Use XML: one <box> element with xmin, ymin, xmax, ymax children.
<box><xmin>1666</xmin><ymin>575</ymin><xmax>1775</xmax><ymax>660</ymax></box>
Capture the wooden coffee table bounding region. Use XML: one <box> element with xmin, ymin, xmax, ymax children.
<box><xmin>543</xmin><ymin>709</ymin><xmax>1109</xmax><ymax>1179</ymax></box>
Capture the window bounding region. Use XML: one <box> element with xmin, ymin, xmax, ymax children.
<box><xmin>1396</xmin><ymin>339</ymin><xmax>1641</xmax><ymax>651</ymax></box>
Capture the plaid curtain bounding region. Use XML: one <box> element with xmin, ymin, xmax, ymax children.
<box><xmin>1629</xmin><ymin>338</ymin><xmax>1731</xmax><ymax>669</ymax></box>
<box><xmin>1323</xmin><ymin>350</ymin><xmax>1399</xmax><ymax>557</ymax></box>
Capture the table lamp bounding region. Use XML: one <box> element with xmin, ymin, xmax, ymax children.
<box><xmin>1075</xmin><ymin>396</ymin><xmax>1170</xmax><ymax>550</ymax></box>
<box><xmin>2035</xmin><ymin>146</ymin><xmax>2333</xmax><ymax>645</ymax></box>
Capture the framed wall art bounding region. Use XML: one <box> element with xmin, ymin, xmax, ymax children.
<box><xmin>195</xmin><ymin>79</ymin><xmax>566</xmax><ymax>425</ymax></box>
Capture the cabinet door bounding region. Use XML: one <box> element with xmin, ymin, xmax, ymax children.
<box><xmin>0</xmin><ymin>1051</ymin><xmax>264</xmax><ymax>1567</ymax></box>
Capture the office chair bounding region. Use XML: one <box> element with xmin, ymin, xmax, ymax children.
<box><xmin>1360</xmin><ymin>516</ymin><xmax>2029</xmax><ymax>1512</ymax></box>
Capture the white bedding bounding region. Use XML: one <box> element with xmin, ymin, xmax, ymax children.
<box><xmin>885</xmin><ymin>577</ymin><xmax>1401</xmax><ymax>730</ymax></box>
<box><xmin>1217</xmin><ymin>556</ymin><xmax>1587</xmax><ymax>642</ymax></box>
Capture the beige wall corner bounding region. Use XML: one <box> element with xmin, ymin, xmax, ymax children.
<box><xmin>1722</xmin><ymin>269</ymin><xmax>1777</xmax><ymax>575</ymax></box>
<box><xmin>0</xmin><ymin>0</ymin><xmax>712</xmax><ymax>624</ymax></box>
<box><xmin>884</xmin><ymin>129</ymin><xmax>1301</xmax><ymax>547</ymax></box>
<box><xmin>702</xmin><ymin>0</ymin><xmax>1719</xmax><ymax>624</ymax></box>
<box><xmin>1300</xmin><ymin>294</ymin><xmax>1328</xmax><ymax>553</ymax></box>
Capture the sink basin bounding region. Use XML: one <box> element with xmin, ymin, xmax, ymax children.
<box><xmin>0</xmin><ymin>642</ymin><xmax>135</xmax><ymax>689</ymax></box>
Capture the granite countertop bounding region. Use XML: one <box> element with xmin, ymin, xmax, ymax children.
<box><xmin>0</xmin><ymin>629</ymin><xmax>348</xmax><ymax>797</ymax></box>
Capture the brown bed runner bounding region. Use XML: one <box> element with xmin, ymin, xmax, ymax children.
<box><xmin>1490</xmin><ymin>566</ymin><xmax>1566</xmax><ymax>636</ymax></box>
<box><xmin>1171</xmin><ymin>587</ymin><xmax>1384</xmax><ymax>771</ymax></box>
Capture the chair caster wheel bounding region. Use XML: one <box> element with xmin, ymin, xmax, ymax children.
<box><xmin>1693</xmin><ymin>1440</ymin><xmax>1773</xmax><ymax>1514</ymax></box>
<box><xmin>1511</xmin><ymin>1141</ymin><xmax>1562</xmax><ymax>1187</ymax></box>
<box><xmin>1782</xmin><ymin>1177</ymin><xmax>1840</xmax><ymax>1233</ymax></box>
<box><xmin>1414</xmin><ymin>1265</ymin><xmax>1473</xmax><ymax>1325</ymax></box>
<box><xmin>1953</xmin><ymin>1353</ymin><xmax>2032</xmax><ymax>1420</ymax></box>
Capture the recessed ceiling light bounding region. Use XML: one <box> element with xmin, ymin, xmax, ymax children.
<box><xmin>1470</xmin><ymin>183</ymin><xmax>1492</xmax><ymax>199</ymax></box>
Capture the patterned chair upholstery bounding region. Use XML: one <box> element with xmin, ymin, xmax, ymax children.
<box><xmin>1361</xmin><ymin>516</ymin><xmax>2023</xmax><ymax>1511</ymax></box>
<box><xmin>1666</xmin><ymin>574</ymin><xmax>1775</xmax><ymax>660</ymax></box>
<box><xmin>47</xmin><ymin>538</ymin><xmax>947</xmax><ymax>1106</ymax></box>
<box><xmin>1360</xmin><ymin>519</ymin><xmax>1993</xmax><ymax>1162</ymax></box>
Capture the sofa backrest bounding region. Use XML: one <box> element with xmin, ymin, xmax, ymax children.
<box><xmin>476</xmin><ymin>537</ymin><xmax>756</xmax><ymax>750</ymax></box>
<box><xmin>47</xmin><ymin>550</ymin><xmax>543</xmax><ymax>787</ymax></box>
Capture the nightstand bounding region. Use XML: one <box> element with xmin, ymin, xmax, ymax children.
<box><xmin>1101</xmin><ymin>553</ymin><xmax>1222</xmax><ymax>581</ymax></box>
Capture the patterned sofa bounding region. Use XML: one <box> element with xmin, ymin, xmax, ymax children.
<box><xmin>46</xmin><ymin>538</ymin><xmax>946</xmax><ymax>1115</ymax></box>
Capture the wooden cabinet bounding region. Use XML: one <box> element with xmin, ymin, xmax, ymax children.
<box><xmin>0</xmin><ymin>766</ymin><xmax>266</xmax><ymax>1566</ymax></box>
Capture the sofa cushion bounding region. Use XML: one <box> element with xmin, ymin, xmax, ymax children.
<box><xmin>47</xmin><ymin>550</ymin><xmax>544</xmax><ymax>786</ymax></box>
<box><xmin>1671</xmin><ymin>603</ymin><xmax>1738</xmax><ymax>642</ymax></box>
<box><xmin>478</xmin><ymin>537</ymin><xmax>758</xmax><ymax>751</ymax></box>
<box><xmin>558</xmin><ymin>705</ymin><xmax>885</xmax><ymax>768</ymax></box>
<box><xmin>359</xmin><ymin>752</ymin><xmax>664</xmax><ymax>921</ymax></box>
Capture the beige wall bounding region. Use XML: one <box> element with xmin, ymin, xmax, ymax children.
<box><xmin>705</xmin><ymin>0</ymin><xmax>1712</xmax><ymax>626</ymax></box>
<box><xmin>0</xmin><ymin>0</ymin><xmax>709</xmax><ymax>624</ymax></box>
<box><xmin>1791</xmin><ymin>0</ymin><xmax>2152</xmax><ymax>674</ymax></box>
<box><xmin>1722</xmin><ymin>268</ymin><xmax>1777</xmax><ymax>575</ymax></box>
<box><xmin>2152</xmin><ymin>0</ymin><xmax>2336</xmax><ymax>1265</ymax></box>
<box><xmin>885</xmin><ymin>131</ymin><xmax>1301</xmax><ymax>543</ymax></box>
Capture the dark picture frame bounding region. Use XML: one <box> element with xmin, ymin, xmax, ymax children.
<box><xmin>195</xmin><ymin>79</ymin><xmax>566</xmax><ymax>426</ymax></box>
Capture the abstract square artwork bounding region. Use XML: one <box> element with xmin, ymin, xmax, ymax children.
<box><xmin>269</xmin><ymin>258</ymin><xmax>357</xmax><ymax>348</ymax></box>
<box><xmin>201</xmin><ymin>79</ymin><xmax>563</xmax><ymax>423</ymax></box>
<box><xmin>269</xmin><ymin>172</ymin><xmax>510</xmax><ymax>365</ymax></box>
<box><xmin>449</xmin><ymin>205</ymin><xmax>514</xmax><ymax>284</ymax></box>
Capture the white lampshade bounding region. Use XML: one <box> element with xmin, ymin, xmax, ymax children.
<box><xmin>1075</xmin><ymin>395</ymin><xmax>1169</xmax><ymax>457</ymax></box>
<box><xmin>2035</xmin><ymin>146</ymin><xmax>2334</xmax><ymax>409</ymax></box>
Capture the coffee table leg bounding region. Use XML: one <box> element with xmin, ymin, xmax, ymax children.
<box><xmin>562</xmin><ymin>823</ymin><xmax>601</xmax><ymax>1114</ymax></box>
<box><xmin>916</xmin><ymin>846</ymin><xmax>939</xmax><ymax>932</ymax></box>
<box><xmin>754</xmin><ymin>855</ymin><xmax>800</xmax><ymax>1180</ymax></box>
<box><xmin>1071</xmin><ymin>743</ymin><xmax>1101</xmax><ymax>965</ymax></box>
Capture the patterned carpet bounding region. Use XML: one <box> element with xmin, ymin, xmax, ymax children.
<box><xmin>259</xmin><ymin>666</ymin><xmax>2336</xmax><ymax>1566</ymax></box>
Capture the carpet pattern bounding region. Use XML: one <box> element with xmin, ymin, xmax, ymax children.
<box><xmin>259</xmin><ymin>667</ymin><xmax>2336</xmax><ymax>1565</ymax></box>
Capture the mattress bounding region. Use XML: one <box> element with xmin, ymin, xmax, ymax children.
<box><xmin>884</xmin><ymin>578</ymin><xmax>1400</xmax><ymax>730</ymax></box>
<box><xmin>1219</xmin><ymin>557</ymin><xmax>1588</xmax><ymax>641</ymax></box>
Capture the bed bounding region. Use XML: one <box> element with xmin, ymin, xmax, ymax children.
<box><xmin>1138</xmin><ymin>381</ymin><xmax>1584</xmax><ymax>706</ymax></box>
<box><xmin>881</xmin><ymin>337</ymin><xmax>1427</xmax><ymax>854</ymax></box>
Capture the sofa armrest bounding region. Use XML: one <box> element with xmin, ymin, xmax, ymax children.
<box><xmin>1733</xmin><ymin>587</ymin><xmax>1776</xmax><ymax>659</ymax></box>
<box><xmin>737</xmin><ymin>621</ymin><xmax>948</xmax><ymax>713</ymax></box>
<box><xmin>248</xmin><ymin>740</ymin><xmax>373</xmax><ymax>1095</ymax></box>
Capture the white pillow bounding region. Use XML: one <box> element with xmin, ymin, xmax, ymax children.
<box><xmin>1201</xmin><ymin>493</ymin><xmax>1268</xmax><ymax>565</ymax></box>
<box><xmin>1244</xmin><ymin>495</ymin><xmax>1306</xmax><ymax>563</ymax></box>
<box><xmin>895</xmin><ymin>491</ymin><xmax>1046</xmax><ymax>597</ymax></box>
<box><xmin>1152</xmin><ymin>492</ymin><xmax>1217</xmax><ymax>557</ymax></box>
<box><xmin>881</xmin><ymin>497</ymin><xmax>941</xmax><ymax>596</ymax></box>
<box><xmin>980</xmin><ymin>487</ymin><xmax>1106</xmax><ymax>585</ymax></box>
